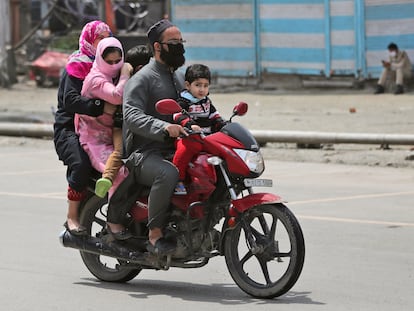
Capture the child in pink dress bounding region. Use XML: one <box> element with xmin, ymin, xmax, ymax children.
<box><xmin>76</xmin><ymin>37</ymin><xmax>132</xmax><ymax>202</ymax></box>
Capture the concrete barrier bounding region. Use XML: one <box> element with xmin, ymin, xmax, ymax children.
<box><xmin>0</xmin><ymin>122</ymin><xmax>53</xmax><ymax>138</ymax></box>
<box><xmin>251</xmin><ymin>130</ymin><xmax>414</xmax><ymax>146</ymax></box>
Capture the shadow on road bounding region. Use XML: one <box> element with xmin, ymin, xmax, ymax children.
<box><xmin>76</xmin><ymin>278</ymin><xmax>325</xmax><ymax>306</ymax></box>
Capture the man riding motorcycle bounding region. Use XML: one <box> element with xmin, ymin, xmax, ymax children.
<box><xmin>106</xmin><ymin>19</ymin><xmax>187</xmax><ymax>255</ymax></box>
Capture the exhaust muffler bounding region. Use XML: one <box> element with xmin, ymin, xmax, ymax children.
<box><xmin>59</xmin><ymin>230</ymin><xmax>144</xmax><ymax>262</ymax></box>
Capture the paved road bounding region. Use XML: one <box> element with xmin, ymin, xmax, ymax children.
<box><xmin>0</xmin><ymin>141</ymin><xmax>413</xmax><ymax>311</ymax></box>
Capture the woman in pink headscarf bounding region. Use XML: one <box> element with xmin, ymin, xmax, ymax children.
<box><xmin>76</xmin><ymin>37</ymin><xmax>133</xmax><ymax>239</ymax></box>
<box><xmin>54</xmin><ymin>21</ymin><xmax>112</xmax><ymax>236</ymax></box>
<box><xmin>66</xmin><ymin>20</ymin><xmax>112</xmax><ymax>79</ymax></box>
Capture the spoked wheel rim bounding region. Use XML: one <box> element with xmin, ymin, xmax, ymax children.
<box><xmin>240</xmin><ymin>210</ymin><xmax>292</xmax><ymax>286</ymax></box>
<box><xmin>224</xmin><ymin>204</ymin><xmax>305</xmax><ymax>298</ymax></box>
<box><xmin>83</xmin><ymin>205</ymin><xmax>120</xmax><ymax>272</ymax></box>
<box><xmin>79</xmin><ymin>195</ymin><xmax>141</xmax><ymax>282</ymax></box>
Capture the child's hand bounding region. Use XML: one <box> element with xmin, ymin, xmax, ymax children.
<box><xmin>121</xmin><ymin>63</ymin><xmax>133</xmax><ymax>76</ymax></box>
<box><xmin>191</xmin><ymin>125</ymin><xmax>202</xmax><ymax>132</ymax></box>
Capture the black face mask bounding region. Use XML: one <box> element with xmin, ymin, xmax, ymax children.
<box><xmin>160</xmin><ymin>43</ymin><xmax>185</xmax><ymax>70</ymax></box>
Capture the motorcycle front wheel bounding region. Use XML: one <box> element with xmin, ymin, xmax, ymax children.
<box><xmin>224</xmin><ymin>203</ymin><xmax>305</xmax><ymax>299</ymax></box>
<box><xmin>79</xmin><ymin>194</ymin><xmax>142</xmax><ymax>282</ymax></box>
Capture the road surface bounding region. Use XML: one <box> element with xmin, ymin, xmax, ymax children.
<box><xmin>0</xmin><ymin>141</ymin><xmax>413</xmax><ymax>310</ymax></box>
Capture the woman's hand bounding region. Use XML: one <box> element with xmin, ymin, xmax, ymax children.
<box><xmin>104</xmin><ymin>102</ymin><xmax>117</xmax><ymax>115</ymax></box>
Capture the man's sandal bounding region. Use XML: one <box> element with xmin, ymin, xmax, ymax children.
<box><xmin>106</xmin><ymin>225</ymin><xmax>133</xmax><ymax>241</ymax></box>
<box><xmin>146</xmin><ymin>237</ymin><xmax>176</xmax><ymax>256</ymax></box>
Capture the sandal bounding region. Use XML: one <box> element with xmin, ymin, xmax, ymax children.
<box><xmin>63</xmin><ymin>221</ymin><xmax>87</xmax><ymax>236</ymax></box>
<box><xmin>146</xmin><ymin>237</ymin><xmax>176</xmax><ymax>256</ymax></box>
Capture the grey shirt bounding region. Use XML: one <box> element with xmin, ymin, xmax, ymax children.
<box><xmin>123</xmin><ymin>58</ymin><xmax>185</xmax><ymax>158</ymax></box>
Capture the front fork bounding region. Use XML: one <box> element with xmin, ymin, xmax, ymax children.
<box><xmin>240</xmin><ymin>215</ymin><xmax>264</xmax><ymax>255</ymax></box>
<box><xmin>210</xmin><ymin>157</ymin><xmax>282</xmax><ymax>254</ymax></box>
<box><xmin>215</xmin><ymin>158</ymin><xmax>239</xmax><ymax>200</ymax></box>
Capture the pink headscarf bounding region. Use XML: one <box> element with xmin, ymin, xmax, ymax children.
<box><xmin>93</xmin><ymin>37</ymin><xmax>124</xmax><ymax>79</ymax></box>
<box><xmin>81</xmin><ymin>37</ymin><xmax>125</xmax><ymax>96</ymax></box>
<box><xmin>66</xmin><ymin>20</ymin><xmax>111</xmax><ymax>79</ymax></box>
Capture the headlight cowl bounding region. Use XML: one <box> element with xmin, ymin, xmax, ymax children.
<box><xmin>233</xmin><ymin>149</ymin><xmax>265</xmax><ymax>175</ymax></box>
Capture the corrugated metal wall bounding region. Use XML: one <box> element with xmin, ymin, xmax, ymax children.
<box><xmin>329</xmin><ymin>0</ymin><xmax>357</xmax><ymax>75</ymax></box>
<box><xmin>172</xmin><ymin>0</ymin><xmax>257</xmax><ymax>77</ymax></box>
<box><xmin>171</xmin><ymin>0</ymin><xmax>414</xmax><ymax>79</ymax></box>
<box><xmin>259</xmin><ymin>0</ymin><xmax>326</xmax><ymax>76</ymax></box>
<box><xmin>259</xmin><ymin>0</ymin><xmax>358</xmax><ymax>77</ymax></box>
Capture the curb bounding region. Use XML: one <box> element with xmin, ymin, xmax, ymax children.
<box><xmin>0</xmin><ymin>122</ymin><xmax>54</xmax><ymax>138</ymax></box>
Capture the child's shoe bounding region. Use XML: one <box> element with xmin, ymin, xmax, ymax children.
<box><xmin>95</xmin><ymin>178</ymin><xmax>112</xmax><ymax>198</ymax></box>
<box><xmin>174</xmin><ymin>181</ymin><xmax>187</xmax><ymax>195</ymax></box>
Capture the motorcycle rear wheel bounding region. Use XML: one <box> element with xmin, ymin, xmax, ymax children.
<box><xmin>224</xmin><ymin>203</ymin><xmax>305</xmax><ymax>298</ymax></box>
<box><xmin>79</xmin><ymin>195</ymin><xmax>142</xmax><ymax>282</ymax></box>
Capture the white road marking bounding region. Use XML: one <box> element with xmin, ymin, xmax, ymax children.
<box><xmin>0</xmin><ymin>169</ymin><xmax>63</xmax><ymax>176</ymax></box>
<box><xmin>1</xmin><ymin>190</ymin><xmax>413</xmax><ymax>226</ymax></box>
<box><xmin>297</xmin><ymin>215</ymin><xmax>414</xmax><ymax>227</ymax></box>
<box><xmin>289</xmin><ymin>191</ymin><xmax>414</xmax><ymax>205</ymax></box>
<box><xmin>0</xmin><ymin>191</ymin><xmax>64</xmax><ymax>200</ymax></box>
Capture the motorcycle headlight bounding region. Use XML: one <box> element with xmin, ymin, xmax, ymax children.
<box><xmin>234</xmin><ymin>149</ymin><xmax>264</xmax><ymax>174</ymax></box>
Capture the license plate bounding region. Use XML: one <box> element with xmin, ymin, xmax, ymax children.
<box><xmin>244</xmin><ymin>178</ymin><xmax>273</xmax><ymax>187</ymax></box>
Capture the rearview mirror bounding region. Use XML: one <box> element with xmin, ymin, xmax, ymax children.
<box><xmin>232</xmin><ymin>101</ymin><xmax>248</xmax><ymax>116</ymax></box>
<box><xmin>155</xmin><ymin>99</ymin><xmax>182</xmax><ymax>115</ymax></box>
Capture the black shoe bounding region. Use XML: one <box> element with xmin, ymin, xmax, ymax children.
<box><xmin>374</xmin><ymin>85</ymin><xmax>384</xmax><ymax>94</ymax></box>
<box><xmin>63</xmin><ymin>221</ymin><xmax>87</xmax><ymax>236</ymax></box>
<box><xmin>146</xmin><ymin>237</ymin><xmax>176</xmax><ymax>256</ymax></box>
<box><xmin>106</xmin><ymin>225</ymin><xmax>133</xmax><ymax>241</ymax></box>
<box><xmin>394</xmin><ymin>84</ymin><xmax>404</xmax><ymax>95</ymax></box>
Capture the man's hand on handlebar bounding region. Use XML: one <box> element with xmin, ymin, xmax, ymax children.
<box><xmin>164</xmin><ymin>124</ymin><xmax>188</xmax><ymax>138</ymax></box>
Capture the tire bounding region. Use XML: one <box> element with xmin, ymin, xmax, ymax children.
<box><xmin>224</xmin><ymin>203</ymin><xmax>305</xmax><ymax>298</ymax></box>
<box><xmin>79</xmin><ymin>194</ymin><xmax>142</xmax><ymax>282</ymax></box>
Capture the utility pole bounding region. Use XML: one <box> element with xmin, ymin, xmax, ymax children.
<box><xmin>20</xmin><ymin>0</ymin><xmax>32</xmax><ymax>40</ymax></box>
<box><xmin>6</xmin><ymin>0</ymin><xmax>32</xmax><ymax>86</ymax></box>
<box><xmin>0</xmin><ymin>0</ymin><xmax>11</xmax><ymax>87</ymax></box>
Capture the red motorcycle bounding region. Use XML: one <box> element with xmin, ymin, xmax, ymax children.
<box><xmin>60</xmin><ymin>100</ymin><xmax>305</xmax><ymax>299</ymax></box>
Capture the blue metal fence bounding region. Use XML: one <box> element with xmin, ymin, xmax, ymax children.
<box><xmin>172</xmin><ymin>0</ymin><xmax>257</xmax><ymax>77</ymax></box>
<box><xmin>171</xmin><ymin>0</ymin><xmax>414</xmax><ymax>79</ymax></box>
<box><xmin>260</xmin><ymin>0</ymin><xmax>326</xmax><ymax>76</ymax></box>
